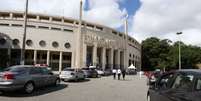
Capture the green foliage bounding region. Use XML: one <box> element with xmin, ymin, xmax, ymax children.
<box><xmin>142</xmin><ymin>37</ymin><xmax>201</xmax><ymax>71</ymax></box>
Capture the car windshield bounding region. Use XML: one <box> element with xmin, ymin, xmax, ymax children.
<box><xmin>63</xmin><ymin>68</ymin><xmax>74</xmax><ymax>71</ymax></box>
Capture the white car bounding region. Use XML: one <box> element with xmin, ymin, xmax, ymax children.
<box><xmin>59</xmin><ymin>68</ymin><xmax>85</xmax><ymax>81</ymax></box>
<box><xmin>96</xmin><ymin>69</ymin><xmax>104</xmax><ymax>76</ymax></box>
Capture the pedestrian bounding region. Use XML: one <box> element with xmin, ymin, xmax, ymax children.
<box><xmin>117</xmin><ymin>68</ymin><xmax>121</xmax><ymax>80</ymax></box>
<box><xmin>112</xmin><ymin>68</ymin><xmax>117</xmax><ymax>79</ymax></box>
<box><xmin>122</xmin><ymin>69</ymin><xmax>126</xmax><ymax>80</ymax></box>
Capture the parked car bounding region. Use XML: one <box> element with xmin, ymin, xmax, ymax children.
<box><xmin>96</xmin><ymin>69</ymin><xmax>104</xmax><ymax>76</ymax></box>
<box><xmin>147</xmin><ymin>69</ymin><xmax>201</xmax><ymax>101</ymax></box>
<box><xmin>127</xmin><ymin>68</ymin><xmax>137</xmax><ymax>75</ymax></box>
<box><xmin>103</xmin><ymin>69</ymin><xmax>112</xmax><ymax>76</ymax></box>
<box><xmin>59</xmin><ymin>68</ymin><xmax>85</xmax><ymax>81</ymax></box>
<box><xmin>82</xmin><ymin>68</ymin><xmax>98</xmax><ymax>78</ymax></box>
<box><xmin>0</xmin><ymin>65</ymin><xmax>60</xmax><ymax>94</ymax></box>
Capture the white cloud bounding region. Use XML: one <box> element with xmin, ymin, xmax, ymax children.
<box><xmin>0</xmin><ymin>0</ymin><xmax>126</xmax><ymax>28</ymax></box>
<box><xmin>85</xmin><ymin>0</ymin><xmax>127</xmax><ymax>28</ymax></box>
<box><xmin>132</xmin><ymin>0</ymin><xmax>201</xmax><ymax>46</ymax></box>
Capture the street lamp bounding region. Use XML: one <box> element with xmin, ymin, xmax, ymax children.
<box><xmin>20</xmin><ymin>0</ymin><xmax>29</xmax><ymax>65</ymax></box>
<box><xmin>176</xmin><ymin>32</ymin><xmax>182</xmax><ymax>70</ymax></box>
<box><xmin>124</xmin><ymin>14</ymin><xmax>128</xmax><ymax>69</ymax></box>
<box><xmin>75</xmin><ymin>0</ymin><xmax>83</xmax><ymax>70</ymax></box>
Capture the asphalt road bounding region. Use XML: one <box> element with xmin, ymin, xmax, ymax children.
<box><xmin>0</xmin><ymin>75</ymin><xmax>148</xmax><ymax>101</ymax></box>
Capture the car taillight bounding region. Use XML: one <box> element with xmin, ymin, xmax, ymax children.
<box><xmin>3</xmin><ymin>72</ymin><xmax>15</xmax><ymax>80</ymax></box>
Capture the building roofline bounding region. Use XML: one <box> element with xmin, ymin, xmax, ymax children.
<box><xmin>0</xmin><ymin>10</ymin><xmax>140</xmax><ymax>45</ymax></box>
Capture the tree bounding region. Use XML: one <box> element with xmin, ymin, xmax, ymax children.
<box><xmin>141</xmin><ymin>37</ymin><xmax>201</xmax><ymax>71</ymax></box>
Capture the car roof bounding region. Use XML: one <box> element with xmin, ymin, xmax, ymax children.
<box><xmin>175</xmin><ymin>69</ymin><xmax>201</xmax><ymax>76</ymax></box>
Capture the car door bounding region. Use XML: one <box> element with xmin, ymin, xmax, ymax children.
<box><xmin>29</xmin><ymin>67</ymin><xmax>44</xmax><ymax>87</ymax></box>
<box><xmin>149</xmin><ymin>73</ymin><xmax>175</xmax><ymax>101</ymax></box>
<box><xmin>160</xmin><ymin>73</ymin><xmax>195</xmax><ymax>101</ymax></box>
<box><xmin>190</xmin><ymin>77</ymin><xmax>201</xmax><ymax>101</ymax></box>
<box><xmin>40</xmin><ymin>67</ymin><xmax>54</xmax><ymax>85</ymax></box>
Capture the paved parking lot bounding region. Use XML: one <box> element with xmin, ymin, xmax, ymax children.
<box><xmin>0</xmin><ymin>75</ymin><xmax>148</xmax><ymax>101</ymax></box>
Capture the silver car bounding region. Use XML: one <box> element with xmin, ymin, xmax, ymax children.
<box><xmin>60</xmin><ymin>68</ymin><xmax>85</xmax><ymax>81</ymax></box>
<box><xmin>0</xmin><ymin>65</ymin><xmax>60</xmax><ymax>94</ymax></box>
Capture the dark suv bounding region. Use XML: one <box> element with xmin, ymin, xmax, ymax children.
<box><xmin>147</xmin><ymin>69</ymin><xmax>201</xmax><ymax>101</ymax></box>
<box><xmin>0</xmin><ymin>65</ymin><xmax>60</xmax><ymax>94</ymax></box>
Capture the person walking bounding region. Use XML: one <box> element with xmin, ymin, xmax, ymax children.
<box><xmin>112</xmin><ymin>68</ymin><xmax>117</xmax><ymax>79</ymax></box>
<box><xmin>122</xmin><ymin>69</ymin><xmax>126</xmax><ymax>80</ymax></box>
<box><xmin>117</xmin><ymin>68</ymin><xmax>121</xmax><ymax>80</ymax></box>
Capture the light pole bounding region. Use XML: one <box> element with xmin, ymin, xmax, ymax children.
<box><xmin>176</xmin><ymin>32</ymin><xmax>182</xmax><ymax>70</ymax></box>
<box><xmin>75</xmin><ymin>0</ymin><xmax>83</xmax><ymax>69</ymax></box>
<box><xmin>124</xmin><ymin>14</ymin><xmax>128</xmax><ymax>69</ymax></box>
<box><xmin>20</xmin><ymin>0</ymin><xmax>29</xmax><ymax>65</ymax></box>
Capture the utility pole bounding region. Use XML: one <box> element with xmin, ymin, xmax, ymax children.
<box><xmin>176</xmin><ymin>32</ymin><xmax>182</xmax><ymax>70</ymax></box>
<box><xmin>21</xmin><ymin>0</ymin><xmax>28</xmax><ymax>65</ymax></box>
<box><xmin>75</xmin><ymin>0</ymin><xmax>83</xmax><ymax>69</ymax></box>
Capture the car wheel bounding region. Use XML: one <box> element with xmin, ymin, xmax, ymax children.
<box><xmin>24</xmin><ymin>82</ymin><xmax>35</xmax><ymax>94</ymax></box>
<box><xmin>147</xmin><ymin>95</ymin><xmax>151</xmax><ymax>101</ymax></box>
<box><xmin>54</xmin><ymin>79</ymin><xmax>60</xmax><ymax>86</ymax></box>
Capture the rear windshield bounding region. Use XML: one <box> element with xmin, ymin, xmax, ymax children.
<box><xmin>3</xmin><ymin>67</ymin><xmax>27</xmax><ymax>73</ymax></box>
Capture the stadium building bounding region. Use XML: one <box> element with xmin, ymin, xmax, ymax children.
<box><xmin>0</xmin><ymin>11</ymin><xmax>141</xmax><ymax>72</ymax></box>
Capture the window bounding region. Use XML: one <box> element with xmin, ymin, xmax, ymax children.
<box><xmin>195</xmin><ymin>78</ymin><xmax>201</xmax><ymax>90</ymax></box>
<box><xmin>26</xmin><ymin>39</ymin><xmax>33</xmax><ymax>46</ymax></box>
<box><xmin>0</xmin><ymin>23</ymin><xmax>9</xmax><ymax>26</ymax></box>
<box><xmin>172</xmin><ymin>73</ymin><xmax>194</xmax><ymax>90</ymax></box>
<box><xmin>51</xmin><ymin>27</ymin><xmax>61</xmax><ymax>31</ymax></box>
<box><xmin>13</xmin><ymin>39</ymin><xmax>20</xmax><ymax>45</ymax></box>
<box><xmin>157</xmin><ymin>73</ymin><xmax>174</xmax><ymax>89</ymax></box>
<box><xmin>39</xmin><ymin>26</ymin><xmax>49</xmax><ymax>29</ymax></box>
<box><xmin>64</xmin><ymin>19</ymin><xmax>74</xmax><ymax>24</ymax></box>
<box><xmin>0</xmin><ymin>38</ymin><xmax>6</xmax><ymax>45</ymax></box>
<box><xmin>39</xmin><ymin>40</ymin><xmax>46</xmax><ymax>47</ymax></box>
<box><xmin>12</xmin><ymin>24</ymin><xmax>23</xmax><ymax>27</ymax></box>
<box><xmin>52</xmin><ymin>41</ymin><xmax>59</xmax><ymax>48</ymax></box>
<box><xmin>63</xmin><ymin>29</ymin><xmax>73</xmax><ymax>32</ymax></box>
<box><xmin>52</xmin><ymin>17</ymin><xmax>61</xmax><ymax>22</ymax></box>
<box><xmin>64</xmin><ymin>42</ymin><xmax>71</xmax><ymax>49</ymax></box>
<box><xmin>27</xmin><ymin>25</ymin><xmax>36</xmax><ymax>28</ymax></box>
<box><xmin>30</xmin><ymin>68</ymin><xmax>42</xmax><ymax>75</ymax></box>
<box><xmin>40</xmin><ymin>68</ymin><xmax>50</xmax><ymax>75</ymax></box>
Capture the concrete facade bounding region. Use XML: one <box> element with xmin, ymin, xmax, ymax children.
<box><xmin>0</xmin><ymin>11</ymin><xmax>141</xmax><ymax>72</ymax></box>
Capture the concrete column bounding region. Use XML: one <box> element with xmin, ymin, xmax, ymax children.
<box><xmin>82</xmin><ymin>44</ymin><xmax>87</xmax><ymax>67</ymax></box>
<box><xmin>46</xmin><ymin>51</ymin><xmax>50</xmax><ymax>66</ymax></box>
<box><xmin>93</xmin><ymin>43</ymin><xmax>97</xmax><ymax>66</ymax></box>
<box><xmin>71</xmin><ymin>51</ymin><xmax>75</xmax><ymax>67</ymax></box>
<box><xmin>124</xmin><ymin>50</ymin><xmax>128</xmax><ymax>69</ymax></box>
<box><xmin>110</xmin><ymin>48</ymin><xmax>114</xmax><ymax>69</ymax></box>
<box><xmin>33</xmin><ymin>50</ymin><xmax>37</xmax><ymax>64</ymax></box>
<box><xmin>59</xmin><ymin>52</ymin><xmax>63</xmax><ymax>73</ymax></box>
<box><xmin>116</xmin><ymin>50</ymin><xmax>120</xmax><ymax>69</ymax></box>
<box><xmin>102</xmin><ymin>47</ymin><xmax>106</xmax><ymax>70</ymax></box>
<box><xmin>120</xmin><ymin>51</ymin><xmax>124</xmax><ymax>69</ymax></box>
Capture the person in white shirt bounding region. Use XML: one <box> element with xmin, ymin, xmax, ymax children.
<box><xmin>117</xmin><ymin>69</ymin><xmax>121</xmax><ymax>80</ymax></box>
<box><xmin>112</xmin><ymin>69</ymin><xmax>117</xmax><ymax>79</ymax></box>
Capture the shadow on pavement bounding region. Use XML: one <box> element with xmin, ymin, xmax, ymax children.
<box><xmin>0</xmin><ymin>84</ymin><xmax>68</xmax><ymax>97</ymax></box>
<box><xmin>65</xmin><ymin>78</ymin><xmax>90</xmax><ymax>83</ymax></box>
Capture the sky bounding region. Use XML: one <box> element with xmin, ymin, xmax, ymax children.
<box><xmin>0</xmin><ymin>0</ymin><xmax>201</xmax><ymax>46</ymax></box>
